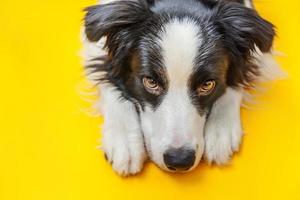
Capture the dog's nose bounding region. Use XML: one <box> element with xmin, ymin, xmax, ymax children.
<box><xmin>163</xmin><ymin>147</ymin><xmax>195</xmax><ymax>171</ymax></box>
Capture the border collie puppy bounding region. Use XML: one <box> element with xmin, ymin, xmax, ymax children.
<box><xmin>82</xmin><ymin>0</ymin><xmax>277</xmax><ymax>176</ymax></box>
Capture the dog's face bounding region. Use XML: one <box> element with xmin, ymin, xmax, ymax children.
<box><xmin>84</xmin><ymin>0</ymin><xmax>274</xmax><ymax>172</ymax></box>
<box><xmin>135</xmin><ymin>18</ymin><xmax>228</xmax><ymax>171</ymax></box>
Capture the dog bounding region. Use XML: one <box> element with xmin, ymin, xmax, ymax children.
<box><xmin>81</xmin><ymin>0</ymin><xmax>278</xmax><ymax>176</ymax></box>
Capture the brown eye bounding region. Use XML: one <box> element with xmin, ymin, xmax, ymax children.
<box><xmin>142</xmin><ymin>77</ymin><xmax>161</xmax><ymax>95</ymax></box>
<box><xmin>197</xmin><ymin>80</ymin><xmax>216</xmax><ymax>96</ymax></box>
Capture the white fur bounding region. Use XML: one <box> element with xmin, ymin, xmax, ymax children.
<box><xmin>141</xmin><ymin>89</ymin><xmax>205</xmax><ymax>171</ymax></box>
<box><xmin>81</xmin><ymin>0</ymin><xmax>148</xmax><ymax>176</ymax></box>
<box><xmin>244</xmin><ymin>0</ymin><xmax>252</xmax><ymax>8</ymax></box>
<box><xmin>100</xmin><ymin>84</ymin><xmax>147</xmax><ymax>175</ymax></box>
<box><xmin>140</xmin><ymin>18</ymin><xmax>205</xmax><ymax>171</ymax></box>
<box><xmin>98</xmin><ymin>0</ymin><xmax>116</xmax><ymax>4</ymax></box>
<box><xmin>80</xmin><ymin>28</ymin><xmax>107</xmax><ymax>84</ymax></box>
<box><xmin>204</xmin><ymin>88</ymin><xmax>243</xmax><ymax>164</ymax></box>
<box><xmin>160</xmin><ymin>18</ymin><xmax>201</xmax><ymax>87</ymax></box>
<box><xmin>252</xmin><ymin>48</ymin><xmax>286</xmax><ymax>82</ymax></box>
<box><xmin>81</xmin><ymin>0</ymin><xmax>282</xmax><ymax>175</ymax></box>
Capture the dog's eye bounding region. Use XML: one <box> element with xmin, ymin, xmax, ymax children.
<box><xmin>143</xmin><ymin>77</ymin><xmax>162</xmax><ymax>95</ymax></box>
<box><xmin>197</xmin><ymin>80</ymin><xmax>216</xmax><ymax>96</ymax></box>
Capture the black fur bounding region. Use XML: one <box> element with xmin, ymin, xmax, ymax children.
<box><xmin>84</xmin><ymin>0</ymin><xmax>275</xmax><ymax>111</ymax></box>
<box><xmin>215</xmin><ymin>2</ymin><xmax>275</xmax><ymax>86</ymax></box>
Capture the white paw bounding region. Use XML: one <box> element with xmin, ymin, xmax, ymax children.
<box><xmin>204</xmin><ymin>119</ymin><xmax>243</xmax><ymax>165</ymax></box>
<box><xmin>102</xmin><ymin>129</ymin><xmax>147</xmax><ymax>176</ymax></box>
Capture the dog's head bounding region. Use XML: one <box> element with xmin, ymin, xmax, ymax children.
<box><xmin>84</xmin><ymin>0</ymin><xmax>275</xmax><ymax>172</ymax></box>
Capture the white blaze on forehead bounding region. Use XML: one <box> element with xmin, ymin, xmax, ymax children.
<box><xmin>146</xmin><ymin>18</ymin><xmax>205</xmax><ymax>151</ymax></box>
<box><xmin>160</xmin><ymin>18</ymin><xmax>201</xmax><ymax>87</ymax></box>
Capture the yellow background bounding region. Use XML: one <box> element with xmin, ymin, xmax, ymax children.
<box><xmin>1</xmin><ymin>0</ymin><xmax>300</xmax><ymax>199</ymax></box>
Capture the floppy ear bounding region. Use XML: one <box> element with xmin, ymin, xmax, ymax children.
<box><xmin>215</xmin><ymin>3</ymin><xmax>275</xmax><ymax>87</ymax></box>
<box><xmin>84</xmin><ymin>0</ymin><xmax>153</xmax><ymax>69</ymax></box>
<box><xmin>84</xmin><ymin>0</ymin><xmax>152</xmax><ymax>42</ymax></box>
<box><xmin>216</xmin><ymin>3</ymin><xmax>275</xmax><ymax>56</ymax></box>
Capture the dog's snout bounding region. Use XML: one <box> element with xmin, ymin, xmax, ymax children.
<box><xmin>163</xmin><ymin>147</ymin><xmax>196</xmax><ymax>171</ymax></box>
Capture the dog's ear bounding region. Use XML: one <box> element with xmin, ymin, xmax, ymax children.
<box><xmin>216</xmin><ymin>3</ymin><xmax>275</xmax><ymax>56</ymax></box>
<box><xmin>84</xmin><ymin>0</ymin><xmax>152</xmax><ymax>42</ymax></box>
<box><xmin>84</xmin><ymin>1</ymin><xmax>154</xmax><ymax>85</ymax></box>
<box><xmin>215</xmin><ymin>3</ymin><xmax>275</xmax><ymax>87</ymax></box>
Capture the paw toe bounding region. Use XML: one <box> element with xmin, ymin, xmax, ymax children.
<box><xmin>205</xmin><ymin>128</ymin><xmax>242</xmax><ymax>165</ymax></box>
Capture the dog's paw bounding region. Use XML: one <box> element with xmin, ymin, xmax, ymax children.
<box><xmin>102</xmin><ymin>129</ymin><xmax>147</xmax><ymax>176</ymax></box>
<box><xmin>204</xmin><ymin>120</ymin><xmax>243</xmax><ymax>165</ymax></box>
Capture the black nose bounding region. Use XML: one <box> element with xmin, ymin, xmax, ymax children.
<box><xmin>163</xmin><ymin>147</ymin><xmax>196</xmax><ymax>171</ymax></box>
